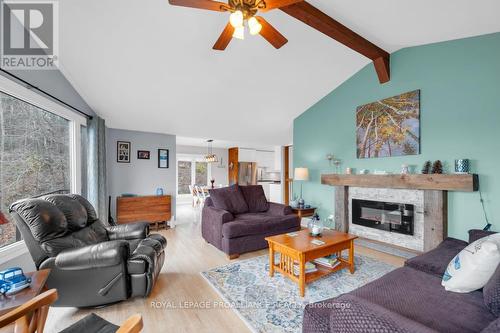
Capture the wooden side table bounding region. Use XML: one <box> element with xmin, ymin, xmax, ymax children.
<box><xmin>0</xmin><ymin>269</ymin><xmax>51</xmax><ymax>316</ymax></box>
<box><xmin>291</xmin><ymin>207</ymin><xmax>316</xmax><ymax>219</ymax></box>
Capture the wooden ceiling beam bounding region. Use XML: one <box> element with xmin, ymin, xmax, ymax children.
<box><xmin>280</xmin><ymin>1</ymin><xmax>391</xmax><ymax>83</ymax></box>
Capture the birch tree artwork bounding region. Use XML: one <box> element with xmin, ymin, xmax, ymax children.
<box><xmin>356</xmin><ymin>90</ymin><xmax>420</xmax><ymax>158</ymax></box>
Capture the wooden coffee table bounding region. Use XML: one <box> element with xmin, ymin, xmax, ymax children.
<box><xmin>265</xmin><ymin>229</ymin><xmax>357</xmax><ymax>297</ymax></box>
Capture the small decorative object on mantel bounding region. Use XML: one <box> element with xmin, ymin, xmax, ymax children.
<box><xmin>373</xmin><ymin>170</ymin><xmax>391</xmax><ymax>175</ymax></box>
<box><xmin>401</xmin><ymin>164</ymin><xmax>409</xmax><ymax>175</ymax></box>
<box><xmin>345</xmin><ymin>167</ymin><xmax>352</xmax><ymax>175</ymax></box>
<box><xmin>455</xmin><ymin>159</ymin><xmax>470</xmax><ymax>174</ymax></box>
<box><xmin>421</xmin><ymin>161</ymin><xmax>432</xmax><ymax>174</ymax></box>
<box><xmin>156</xmin><ymin>188</ymin><xmax>164</xmax><ymax>195</ymax></box>
<box><xmin>432</xmin><ymin>160</ymin><xmax>443</xmax><ymax>174</ymax></box>
<box><xmin>359</xmin><ymin>169</ymin><xmax>369</xmax><ymax>174</ymax></box>
<box><xmin>308</xmin><ymin>213</ymin><xmax>323</xmax><ymax>237</ymax></box>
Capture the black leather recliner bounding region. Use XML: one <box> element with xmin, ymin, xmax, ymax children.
<box><xmin>9</xmin><ymin>194</ymin><xmax>166</xmax><ymax>307</ymax></box>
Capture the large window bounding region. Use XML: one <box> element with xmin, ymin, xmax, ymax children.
<box><xmin>177</xmin><ymin>155</ymin><xmax>211</xmax><ymax>196</ymax></box>
<box><xmin>178</xmin><ymin>161</ymin><xmax>192</xmax><ymax>195</ymax></box>
<box><xmin>0</xmin><ymin>77</ymin><xmax>85</xmax><ymax>250</ymax></box>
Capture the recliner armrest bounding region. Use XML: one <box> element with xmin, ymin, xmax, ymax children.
<box><xmin>267</xmin><ymin>202</ymin><xmax>292</xmax><ymax>216</ymax></box>
<box><xmin>55</xmin><ymin>240</ymin><xmax>129</xmax><ymax>270</ymax></box>
<box><xmin>106</xmin><ymin>222</ymin><xmax>150</xmax><ymax>240</ymax></box>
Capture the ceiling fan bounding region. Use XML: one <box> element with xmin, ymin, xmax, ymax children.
<box><xmin>168</xmin><ymin>0</ymin><xmax>391</xmax><ymax>83</ymax></box>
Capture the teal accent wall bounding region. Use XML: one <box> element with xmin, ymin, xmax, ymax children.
<box><xmin>293</xmin><ymin>32</ymin><xmax>500</xmax><ymax>240</ymax></box>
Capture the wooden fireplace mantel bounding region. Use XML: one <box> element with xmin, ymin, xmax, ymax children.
<box><xmin>321</xmin><ymin>174</ymin><xmax>479</xmax><ymax>192</ymax></box>
<box><xmin>321</xmin><ymin>173</ymin><xmax>479</xmax><ymax>252</ymax></box>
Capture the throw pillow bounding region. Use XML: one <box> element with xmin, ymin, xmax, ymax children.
<box><xmin>484</xmin><ymin>263</ymin><xmax>500</xmax><ymax>316</ymax></box>
<box><xmin>209</xmin><ymin>184</ymin><xmax>248</xmax><ymax>214</ymax></box>
<box><xmin>442</xmin><ymin>233</ymin><xmax>500</xmax><ymax>293</ymax></box>
<box><xmin>239</xmin><ymin>185</ymin><xmax>269</xmax><ymax>213</ymax></box>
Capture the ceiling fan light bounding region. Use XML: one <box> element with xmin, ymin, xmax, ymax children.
<box><xmin>248</xmin><ymin>17</ymin><xmax>262</xmax><ymax>35</ymax></box>
<box><xmin>233</xmin><ymin>26</ymin><xmax>245</xmax><ymax>40</ymax></box>
<box><xmin>229</xmin><ymin>10</ymin><xmax>244</xmax><ymax>28</ymax></box>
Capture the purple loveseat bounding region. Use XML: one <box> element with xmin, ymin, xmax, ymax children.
<box><xmin>303</xmin><ymin>229</ymin><xmax>500</xmax><ymax>333</ymax></box>
<box><xmin>201</xmin><ymin>184</ymin><xmax>300</xmax><ymax>258</ymax></box>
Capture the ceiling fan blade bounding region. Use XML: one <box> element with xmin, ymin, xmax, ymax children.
<box><xmin>213</xmin><ymin>23</ymin><xmax>235</xmax><ymax>50</ymax></box>
<box><xmin>255</xmin><ymin>17</ymin><xmax>288</xmax><ymax>49</ymax></box>
<box><xmin>168</xmin><ymin>0</ymin><xmax>230</xmax><ymax>12</ymax></box>
<box><xmin>259</xmin><ymin>0</ymin><xmax>303</xmax><ymax>12</ymax></box>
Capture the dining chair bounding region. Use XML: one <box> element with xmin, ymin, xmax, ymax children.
<box><xmin>188</xmin><ymin>185</ymin><xmax>199</xmax><ymax>207</ymax></box>
<box><xmin>195</xmin><ymin>185</ymin><xmax>207</xmax><ymax>205</ymax></box>
<box><xmin>0</xmin><ymin>289</ymin><xmax>143</xmax><ymax>333</ymax></box>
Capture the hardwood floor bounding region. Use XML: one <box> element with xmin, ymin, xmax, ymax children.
<box><xmin>44</xmin><ymin>205</ymin><xmax>405</xmax><ymax>332</ymax></box>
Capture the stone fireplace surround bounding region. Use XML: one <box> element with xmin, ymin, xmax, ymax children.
<box><xmin>321</xmin><ymin>174</ymin><xmax>479</xmax><ymax>252</ymax></box>
<box><xmin>349</xmin><ymin>187</ymin><xmax>424</xmax><ymax>252</ymax></box>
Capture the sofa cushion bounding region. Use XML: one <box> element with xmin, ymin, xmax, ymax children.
<box><xmin>209</xmin><ymin>184</ymin><xmax>248</xmax><ymax>214</ymax></box>
<box><xmin>239</xmin><ymin>185</ymin><xmax>269</xmax><ymax>213</ymax></box>
<box><xmin>469</xmin><ymin>229</ymin><xmax>497</xmax><ymax>244</ymax></box>
<box><xmin>484</xmin><ymin>263</ymin><xmax>500</xmax><ymax>316</ymax></box>
<box><xmin>482</xmin><ymin>317</ymin><xmax>500</xmax><ymax>333</ymax></box>
<box><xmin>222</xmin><ymin>213</ymin><xmax>299</xmax><ymax>238</ymax></box>
<box><xmin>405</xmin><ymin>237</ymin><xmax>468</xmax><ymax>277</ymax></box>
<box><xmin>351</xmin><ymin>266</ymin><xmax>496</xmax><ymax>333</ymax></box>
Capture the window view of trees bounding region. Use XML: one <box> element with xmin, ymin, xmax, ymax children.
<box><xmin>178</xmin><ymin>161</ymin><xmax>192</xmax><ymax>195</ymax></box>
<box><xmin>195</xmin><ymin>162</ymin><xmax>208</xmax><ymax>186</ymax></box>
<box><xmin>0</xmin><ymin>91</ymin><xmax>70</xmax><ymax>248</ymax></box>
<box><xmin>177</xmin><ymin>159</ymin><xmax>210</xmax><ymax>196</ymax></box>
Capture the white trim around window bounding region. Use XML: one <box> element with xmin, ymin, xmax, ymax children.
<box><xmin>176</xmin><ymin>154</ymin><xmax>212</xmax><ymax>197</ymax></box>
<box><xmin>0</xmin><ymin>74</ymin><xmax>87</xmax><ymax>258</ymax></box>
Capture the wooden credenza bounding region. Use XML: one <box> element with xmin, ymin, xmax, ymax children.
<box><xmin>117</xmin><ymin>195</ymin><xmax>172</xmax><ymax>230</ymax></box>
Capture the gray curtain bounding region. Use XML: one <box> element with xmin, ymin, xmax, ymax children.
<box><xmin>87</xmin><ymin>116</ymin><xmax>108</xmax><ymax>222</ymax></box>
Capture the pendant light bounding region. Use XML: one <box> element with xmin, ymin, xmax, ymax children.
<box><xmin>204</xmin><ymin>139</ymin><xmax>218</xmax><ymax>163</ymax></box>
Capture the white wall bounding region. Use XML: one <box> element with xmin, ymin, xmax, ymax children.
<box><xmin>176</xmin><ymin>145</ymin><xmax>228</xmax><ymax>186</ymax></box>
<box><xmin>107</xmin><ymin>128</ymin><xmax>176</xmax><ymax>220</ymax></box>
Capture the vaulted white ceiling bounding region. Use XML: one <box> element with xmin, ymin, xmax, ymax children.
<box><xmin>59</xmin><ymin>0</ymin><xmax>500</xmax><ymax>146</ymax></box>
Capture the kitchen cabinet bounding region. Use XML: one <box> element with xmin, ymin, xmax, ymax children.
<box><xmin>269</xmin><ymin>183</ymin><xmax>282</xmax><ymax>203</ymax></box>
<box><xmin>255</xmin><ymin>150</ymin><xmax>274</xmax><ymax>169</ymax></box>
<box><xmin>238</xmin><ymin>148</ymin><xmax>256</xmax><ymax>162</ymax></box>
<box><xmin>274</xmin><ymin>146</ymin><xmax>282</xmax><ymax>171</ymax></box>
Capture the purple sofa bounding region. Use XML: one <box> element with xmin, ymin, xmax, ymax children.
<box><xmin>303</xmin><ymin>229</ymin><xmax>500</xmax><ymax>333</ymax></box>
<box><xmin>201</xmin><ymin>184</ymin><xmax>300</xmax><ymax>258</ymax></box>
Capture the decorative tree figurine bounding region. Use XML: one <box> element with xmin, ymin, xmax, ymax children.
<box><xmin>422</xmin><ymin>161</ymin><xmax>432</xmax><ymax>174</ymax></box>
<box><xmin>432</xmin><ymin>160</ymin><xmax>443</xmax><ymax>174</ymax></box>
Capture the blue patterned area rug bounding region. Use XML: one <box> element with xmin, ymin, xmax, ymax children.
<box><xmin>201</xmin><ymin>254</ymin><xmax>395</xmax><ymax>333</ymax></box>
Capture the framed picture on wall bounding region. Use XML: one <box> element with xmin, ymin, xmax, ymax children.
<box><xmin>158</xmin><ymin>149</ymin><xmax>169</xmax><ymax>168</ymax></box>
<box><xmin>137</xmin><ymin>150</ymin><xmax>150</xmax><ymax>160</ymax></box>
<box><xmin>117</xmin><ymin>141</ymin><xmax>131</xmax><ymax>163</ymax></box>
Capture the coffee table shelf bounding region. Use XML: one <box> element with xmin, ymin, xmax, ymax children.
<box><xmin>305</xmin><ymin>260</ymin><xmax>350</xmax><ymax>284</ymax></box>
